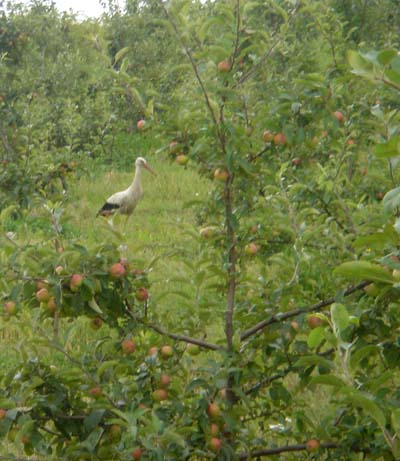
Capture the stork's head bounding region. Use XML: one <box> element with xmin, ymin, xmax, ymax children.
<box><xmin>136</xmin><ymin>157</ymin><xmax>156</xmax><ymax>176</ymax></box>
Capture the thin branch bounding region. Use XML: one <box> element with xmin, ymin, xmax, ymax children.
<box><xmin>381</xmin><ymin>77</ymin><xmax>400</xmax><ymax>92</ymax></box>
<box><xmin>241</xmin><ymin>281</ymin><xmax>371</xmax><ymax>341</ymax></box>
<box><xmin>247</xmin><ymin>144</ymin><xmax>271</xmax><ymax>162</ymax></box>
<box><xmin>229</xmin><ymin>0</ymin><xmax>241</xmax><ymax>69</ymax></box>
<box><xmin>237</xmin><ymin>442</ymin><xmax>339</xmax><ymax>459</ymax></box>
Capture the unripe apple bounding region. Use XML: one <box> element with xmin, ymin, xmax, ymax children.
<box><xmin>131</xmin><ymin>447</ymin><xmax>143</xmax><ymax>460</ymax></box>
<box><xmin>137</xmin><ymin>119</ymin><xmax>145</xmax><ymax>130</ymax></box>
<box><xmin>152</xmin><ymin>388</ymin><xmax>168</xmax><ymax>401</ymax></box>
<box><xmin>306</xmin><ymin>439</ymin><xmax>320</xmax><ymax>452</ymax></box>
<box><xmin>291</xmin><ymin>320</ymin><xmax>299</xmax><ymax>331</ymax></box>
<box><xmin>376</xmin><ymin>191</ymin><xmax>384</xmax><ymax>201</ymax></box>
<box><xmin>70</xmin><ymin>274</ymin><xmax>84</xmax><ymax>292</ymax></box>
<box><xmin>364</xmin><ymin>283</ymin><xmax>379</xmax><ymax>297</ymax></box>
<box><xmin>89</xmin><ymin>386</ymin><xmax>102</xmax><ymax>398</ymax></box>
<box><xmin>307</xmin><ymin>315</ymin><xmax>323</xmax><ymax>329</ymax></box>
<box><xmin>169</xmin><ymin>141</ymin><xmax>180</xmax><ymax>154</ymax></box>
<box><xmin>217</xmin><ymin>59</ymin><xmax>231</xmax><ymax>73</ymax></box>
<box><xmin>207</xmin><ymin>402</ymin><xmax>221</xmax><ymax>419</ymax></box>
<box><xmin>245</xmin><ymin>243</ymin><xmax>259</xmax><ymax>255</ymax></box>
<box><xmin>176</xmin><ymin>154</ymin><xmax>189</xmax><ymax>166</ymax></box>
<box><xmin>135</xmin><ymin>287</ymin><xmax>149</xmax><ymax>302</ymax></box>
<box><xmin>109</xmin><ymin>424</ymin><xmax>122</xmax><ymax>440</ymax></box>
<box><xmin>91</xmin><ymin>317</ymin><xmax>103</xmax><ymax>330</ymax></box>
<box><xmin>200</xmin><ymin>227</ymin><xmax>214</xmax><ymax>239</ymax></box>
<box><xmin>0</xmin><ymin>408</ymin><xmax>7</xmax><ymax>420</ymax></box>
<box><xmin>209</xmin><ymin>437</ymin><xmax>222</xmax><ymax>452</ymax></box>
<box><xmin>36</xmin><ymin>280</ymin><xmax>48</xmax><ymax>290</ymax></box>
<box><xmin>160</xmin><ymin>345</ymin><xmax>173</xmax><ymax>358</ymax></box>
<box><xmin>210</xmin><ymin>423</ymin><xmax>219</xmax><ymax>436</ymax></box>
<box><xmin>46</xmin><ymin>296</ymin><xmax>57</xmax><ymax>313</ymax></box>
<box><xmin>360</xmin><ymin>167</ymin><xmax>368</xmax><ymax>176</ymax></box>
<box><xmin>214</xmin><ymin>168</ymin><xmax>229</xmax><ymax>181</ymax></box>
<box><xmin>36</xmin><ymin>288</ymin><xmax>50</xmax><ymax>303</ymax></box>
<box><xmin>160</xmin><ymin>374</ymin><xmax>171</xmax><ymax>388</ymax></box>
<box><xmin>148</xmin><ymin>346</ymin><xmax>158</xmax><ymax>356</ymax></box>
<box><xmin>274</xmin><ymin>132</ymin><xmax>287</xmax><ymax>145</ymax></box>
<box><xmin>4</xmin><ymin>301</ymin><xmax>17</xmax><ymax>315</ymax></box>
<box><xmin>109</xmin><ymin>262</ymin><xmax>126</xmax><ymax>279</ymax></box>
<box><xmin>393</xmin><ymin>270</ymin><xmax>400</xmax><ymax>281</ymax></box>
<box><xmin>262</xmin><ymin>130</ymin><xmax>274</xmax><ymax>142</ymax></box>
<box><xmin>55</xmin><ymin>265</ymin><xmax>65</xmax><ymax>275</ymax></box>
<box><xmin>187</xmin><ymin>343</ymin><xmax>200</xmax><ymax>355</ymax></box>
<box><xmin>122</xmin><ymin>339</ymin><xmax>135</xmax><ymax>354</ymax></box>
<box><xmin>311</xmin><ymin>136</ymin><xmax>319</xmax><ymax>146</ymax></box>
<box><xmin>333</xmin><ymin>110</ymin><xmax>345</xmax><ymax>123</ymax></box>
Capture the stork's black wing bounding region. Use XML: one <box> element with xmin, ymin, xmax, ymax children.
<box><xmin>96</xmin><ymin>202</ymin><xmax>120</xmax><ymax>217</ymax></box>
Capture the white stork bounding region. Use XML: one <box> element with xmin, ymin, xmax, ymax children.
<box><xmin>97</xmin><ymin>157</ymin><xmax>156</xmax><ymax>223</ymax></box>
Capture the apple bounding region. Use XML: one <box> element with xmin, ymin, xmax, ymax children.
<box><xmin>4</xmin><ymin>301</ymin><xmax>17</xmax><ymax>315</ymax></box>
<box><xmin>0</xmin><ymin>408</ymin><xmax>7</xmax><ymax>420</ymax></box>
<box><xmin>160</xmin><ymin>345</ymin><xmax>173</xmax><ymax>358</ymax></box>
<box><xmin>210</xmin><ymin>423</ymin><xmax>219</xmax><ymax>436</ymax></box>
<box><xmin>160</xmin><ymin>374</ymin><xmax>171</xmax><ymax>388</ymax></box>
<box><xmin>262</xmin><ymin>130</ymin><xmax>274</xmax><ymax>142</ymax></box>
<box><xmin>187</xmin><ymin>343</ymin><xmax>200</xmax><ymax>355</ymax></box>
<box><xmin>55</xmin><ymin>265</ymin><xmax>64</xmax><ymax>275</ymax></box>
<box><xmin>360</xmin><ymin>167</ymin><xmax>368</xmax><ymax>176</ymax></box>
<box><xmin>122</xmin><ymin>339</ymin><xmax>135</xmax><ymax>354</ymax></box>
<box><xmin>36</xmin><ymin>288</ymin><xmax>51</xmax><ymax>303</ymax></box>
<box><xmin>393</xmin><ymin>269</ymin><xmax>400</xmax><ymax>281</ymax></box>
<box><xmin>176</xmin><ymin>154</ymin><xmax>189</xmax><ymax>166</ymax></box>
<box><xmin>36</xmin><ymin>280</ymin><xmax>48</xmax><ymax>290</ymax></box>
<box><xmin>207</xmin><ymin>402</ymin><xmax>221</xmax><ymax>419</ymax></box>
<box><xmin>135</xmin><ymin>287</ymin><xmax>149</xmax><ymax>302</ymax></box>
<box><xmin>209</xmin><ymin>437</ymin><xmax>222</xmax><ymax>452</ymax></box>
<box><xmin>217</xmin><ymin>59</ymin><xmax>231</xmax><ymax>72</ymax></box>
<box><xmin>131</xmin><ymin>447</ymin><xmax>143</xmax><ymax>460</ymax></box>
<box><xmin>152</xmin><ymin>388</ymin><xmax>168</xmax><ymax>401</ymax></box>
<box><xmin>89</xmin><ymin>386</ymin><xmax>102</xmax><ymax>398</ymax></box>
<box><xmin>245</xmin><ymin>243</ymin><xmax>259</xmax><ymax>255</ymax></box>
<box><xmin>109</xmin><ymin>424</ymin><xmax>122</xmax><ymax>440</ymax></box>
<box><xmin>291</xmin><ymin>157</ymin><xmax>301</xmax><ymax>166</ymax></box>
<box><xmin>306</xmin><ymin>439</ymin><xmax>320</xmax><ymax>452</ymax></box>
<box><xmin>70</xmin><ymin>274</ymin><xmax>84</xmax><ymax>292</ymax></box>
<box><xmin>307</xmin><ymin>315</ymin><xmax>323</xmax><ymax>329</ymax></box>
<box><xmin>109</xmin><ymin>262</ymin><xmax>126</xmax><ymax>279</ymax></box>
<box><xmin>200</xmin><ymin>227</ymin><xmax>215</xmax><ymax>239</ymax></box>
<box><xmin>148</xmin><ymin>346</ymin><xmax>158</xmax><ymax>356</ymax></box>
<box><xmin>46</xmin><ymin>297</ymin><xmax>57</xmax><ymax>313</ymax></box>
<box><xmin>137</xmin><ymin>119</ymin><xmax>145</xmax><ymax>130</ymax></box>
<box><xmin>291</xmin><ymin>320</ymin><xmax>299</xmax><ymax>331</ymax></box>
<box><xmin>91</xmin><ymin>317</ymin><xmax>103</xmax><ymax>330</ymax></box>
<box><xmin>376</xmin><ymin>191</ymin><xmax>384</xmax><ymax>201</ymax></box>
<box><xmin>311</xmin><ymin>136</ymin><xmax>319</xmax><ymax>146</ymax></box>
<box><xmin>219</xmin><ymin>388</ymin><xmax>227</xmax><ymax>399</ymax></box>
<box><xmin>347</xmin><ymin>138</ymin><xmax>355</xmax><ymax>145</ymax></box>
<box><xmin>169</xmin><ymin>141</ymin><xmax>180</xmax><ymax>154</ymax></box>
<box><xmin>213</xmin><ymin>168</ymin><xmax>229</xmax><ymax>181</ymax></box>
<box><xmin>274</xmin><ymin>132</ymin><xmax>287</xmax><ymax>145</ymax></box>
<box><xmin>364</xmin><ymin>284</ymin><xmax>379</xmax><ymax>297</ymax></box>
<box><xmin>333</xmin><ymin>110</ymin><xmax>345</xmax><ymax>123</ymax></box>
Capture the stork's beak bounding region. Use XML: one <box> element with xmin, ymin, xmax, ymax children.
<box><xmin>144</xmin><ymin>162</ymin><xmax>157</xmax><ymax>176</ymax></box>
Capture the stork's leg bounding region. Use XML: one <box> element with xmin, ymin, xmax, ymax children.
<box><xmin>123</xmin><ymin>214</ymin><xmax>131</xmax><ymax>229</ymax></box>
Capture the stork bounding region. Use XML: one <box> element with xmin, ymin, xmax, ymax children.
<box><xmin>97</xmin><ymin>157</ymin><xmax>156</xmax><ymax>224</ymax></box>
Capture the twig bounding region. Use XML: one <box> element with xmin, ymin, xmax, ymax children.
<box><xmin>241</xmin><ymin>281</ymin><xmax>371</xmax><ymax>341</ymax></box>
<box><xmin>237</xmin><ymin>442</ymin><xmax>338</xmax><ymax>459</ymax></box>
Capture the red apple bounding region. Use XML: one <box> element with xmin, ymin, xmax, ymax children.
<box><xmin>292</xmin><ymin>157</ymin><xmax>301</xmax><ymax>166</ymax></box>
<box><xmin>274</xmin><ymin>132</ymin><xmax>287</xmax><ymax>145</ymax></box>
<box><xmin>152</xmin><ymin>388</ymin><xmax>168</xmax><ymax>401</ymax></box>
<box><xmin>70</xmin><ymin>274</ymin><xmax>84</xmax><ymax>292</ymax></box>
<box><xmin>46</xmin><ymin>297</ymin><xmax>57</xmax><ymax>313</ymax></box>
<box><xmin>109</xmin><ymin>262</ymin><xmax>126</xmax><ymax>279</ymax></box>
<box><xmin>207</xmin><ymin>402</ymin><xmax>221</xmax><ymax>419</ymax></box>
<box><xmin>262</xmin><ymin>130</ymin><xmax>274</xmax><ymax>142</ymax></box>
<box><xmin>36</xmin><ymin>288</ymin><xmax>50</xmax><ymax>303</ymax></box>
<box><xmin>213</xmin><ymin>168</ymin><xmax>229</xmax><ymax>181</ymax></box>
<box><xmin>137</xmin><ymin>119</ymin><xmax>145</xmax><ymax>130</ymax></box>
<box><xmin>4</xmin><ymin>301</ymin><xmax>17</xmax><ymax>315</ymax></box>
<box><xmin>307</xmin><ymin>315</ymin><xmax>323</xmax><ymax>329</ymax></box>
<box><xmin>122</xmin><ymin>339</ymin><xmax>135</xmax><ymax>354</ymax></box>
<box><xmin>245</xmin><ymin>243</ymin><xmax>259</xmax><ymax>255</ymax></box>
<box><xmin>160</xmin><ymin>374</ymin><xmax>171</xmax><ymax>388</ymax></box>
<box><xmin>131</xmin><ymin>447</ymin><xmax>143</xmax><ymax>460</ymax></box>
<box><xmin>89</xmin><ymin>386</ymin><xmax>102</xmax><ymax>398</ymax></box>
<box><xmin>306</xmin><ymin>439</ymin><xmax>320</xmax><ymax>452</ymax></box>
<box><xmin>160</xmin><ymin>345</ymin><xmax>173</xmax><ymax>358</ymax></box>
<box><xmin>217</xmin><ymin>59</ymin><xmax>231</xmax><ymax>72</ymax></box>
<box><xmin>0</xmin><ymin>408</ymin><xmax>7</xmax><ymax>420</ymax></box>
<box><xmin>347</xmin><ymin>138</ymin><xmax>355</xmax><ymax>145</ymax></box>
<box><xmin>209</xmin><ymin>437</ymin><xmax>222</xmax><ymax>452</ymax></box>
<box><xmin>210</xmin><ymin>423</ymin><xmax>219</xmax><ymax>436</ymax></box>
<box><xmin>376</xmin><ymin>191</ymin><xmax>384</xmax><ymax>201</ymax></box>
<box><xmin>176</xmin><ymin>154</ymin><xmax>189</xmax><ymax>166</ymax></box>
<box><xmin>135</xmin><ymin>287</ymin><xmax>149</xmax><ymax>302</ymax></box>
<box><xmin>148</xmin><ymin>346</ymin><xmax>158</xmax><ymax>356</ymax></box>
<box><xmin>333</xmin><ymin>111</ymin><xmax>345</xmax><ymax>123</ymax></box>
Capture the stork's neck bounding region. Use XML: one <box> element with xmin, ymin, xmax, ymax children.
<box><xmin>128</xmin><ymin>165</ymin><xmax>142</xmax><ymax>191</ymax></box>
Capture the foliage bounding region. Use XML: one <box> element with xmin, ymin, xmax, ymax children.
<box><xmin>1</xmin><ymin>0</ymin><xmax>400</xmax><ymax>460</ymax></box>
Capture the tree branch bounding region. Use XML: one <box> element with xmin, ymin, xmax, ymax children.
<box><xmin>241</xmin><ymin>281</ymin><xmax>371</xmax><ymax>341</ymax></box>
<box><xmin>237</xmin><ymin>442</ymin><xmax>338</xmax><ymax>459</ymax></box>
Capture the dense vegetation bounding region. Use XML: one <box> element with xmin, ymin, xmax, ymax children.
<box><xmin>1</xmin><ymin>0</ymin><xmax>400</xmax><ymax>459</ymax></box>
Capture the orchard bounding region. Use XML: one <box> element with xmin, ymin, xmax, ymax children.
<box><xmin>1</xmin><ymin>1</ymin><xmax>400</xmax><ymax>460</ymax></box>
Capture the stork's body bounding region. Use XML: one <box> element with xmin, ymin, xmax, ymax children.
<box><xmin>97</xmin><ymin>157</ymin><xmax>156</xmax><ymax>221</ymax></box>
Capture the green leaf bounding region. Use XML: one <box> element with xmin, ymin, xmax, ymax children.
<box><xmin>385</xmin><ymin>69</ymin><xmax>400</xmax><ymax>87</ymax></box>
<box><xmin>377</xmin><ymin>49</ymin><xmax>398</xmax><ymax>65</ymax></box>
<box><xmin>307</xmin><ymin>327</ymin><xmax>325</xmax><ymax>348</ymax></box>
<box><xmin>334</xmin><ymin>261</ymin><xmax>394</xmax><ymax>284</ymax></box>
<box><xmin>331</xmin><ymin>303</ymin><xmax>349</xmax><ymax>336</ymax></box>
<box><xmin>350</xmin><ymin>345</ymin><xmax>381</xmax><ymax>370</ymax></box>
<box><xmin>84</xmin><ymin>409</ymin><xmax>105</xmax><ymax>432</ymax></box>
<box><xmin>383</xmin><ymin>186</ymin><xmax>400</xmax><ymax>213</ymax></box>
<box><xmin>310</xmin><ymin>375</ymin><xmax>347</xmax><ymax>387</ymax></box>
<box><xmin>347</xmin><ymin>50</ymin><xmax>375</xmax><ymax>78</ymax></box>
<box><xmin>88</xmin><ymin>297</ymin><xmax>103</xmax><ymax>314</ymax></box>
<box><xmin>114</xmin><ymin>47</ymin><xmax>130</xmax><ymax>64</ymax></box>
<box><xmin>392</xmin><ymin>409</ymin><xmax>400</xmax><ymax>436</ymax></box>
<box><xmin>375</xmin><ymin>136</ymin><xmax>400</xmax><ymax>159</ymax></box>
<box><xmin>344</xmin><ymin>390</ymin><xmax>386</xmax><ymax>428</ymax></box>
<box><xmin>294</xmin><ymin>355</ymin><xmax>333</xmax><ymax>370</ymax></box>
